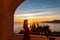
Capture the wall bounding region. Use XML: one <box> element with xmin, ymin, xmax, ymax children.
<box><xmin>0</xmin><ymin>0</ymin><xmax>24</xmax><ymax>40</ymax></box>
<box><xmin>9</xmin><ymin>34</ymin><xmax>60</xmax><ymax>40</ymax></box>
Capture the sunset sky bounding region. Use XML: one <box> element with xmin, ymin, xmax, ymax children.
<box><xmin>14</xmin><ymin>0</ymin><xmax>60</xmax><ymax>23</ymax></box>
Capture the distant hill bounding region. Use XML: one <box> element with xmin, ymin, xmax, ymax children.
<box><xmin>41</xmin><ymin>20</ymin><xmax>60</xmax><ymax>23</ymax></box>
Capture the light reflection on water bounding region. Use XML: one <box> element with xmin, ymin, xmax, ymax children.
<box><xmin>14</xmin><ymin>23</ymin><xmax>60</xmax><ymax>33</ymax></box>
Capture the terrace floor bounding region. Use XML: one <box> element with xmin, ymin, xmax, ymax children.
<box><xmin>9</xmin><ymin>34</ymin><xmax>60</xmax><ymax>40</ymax></box>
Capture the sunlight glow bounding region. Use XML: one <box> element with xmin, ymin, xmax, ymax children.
<box><xmin>28</xmin><ymin>20</ymin><xmax>30</xmax><ymax>24</ymax></box>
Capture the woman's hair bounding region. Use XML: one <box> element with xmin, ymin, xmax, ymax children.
<box><xmin>23</xmin><ymin>19</ymin><xmax>28</xmax><ymax>29</ymax></box>
<box><xmin>24</xmin><ymin>19</ymin><xmax>28</xmax><ymax>24</ymax></box>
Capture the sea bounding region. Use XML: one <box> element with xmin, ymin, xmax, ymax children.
<box><xmin>14</xmin><ymin>23</ymin><xmax>60</xmax><ymax>33</ymax></box>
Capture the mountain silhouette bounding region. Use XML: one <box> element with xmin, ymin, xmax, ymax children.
<box><xmin>41</xmin><ymin>20</ymin><xmax>60</xmax><ymax>23</ymax></box>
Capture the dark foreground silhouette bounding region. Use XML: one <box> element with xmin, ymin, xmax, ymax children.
<box><xmin>23</xmin><ymin>19</ymin><xmax>30</xmax><ymax>40</ymax></box>
<box><xmin>19</xmin><ymin>23</ymin><xmax>60</xmax><ymax>37</ymax></box>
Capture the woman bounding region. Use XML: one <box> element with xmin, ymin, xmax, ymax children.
<box><xmin>23</xmin><ymin>19</ymin><xmax>30</xmax><ymax>40</ymax></box>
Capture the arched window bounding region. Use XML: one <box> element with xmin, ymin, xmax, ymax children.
<box><xmin>14</xmin><ymin>0</ymin><xmax>60</xmax><ymax>36</ymax></box>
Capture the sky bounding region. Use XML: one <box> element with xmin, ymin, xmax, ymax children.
<box><xmin>14</xmin><ymin>0</ymin><xmax>60</xmax><ymax>23</ymax></box>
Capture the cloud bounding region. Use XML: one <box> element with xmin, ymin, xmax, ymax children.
<box><xmin>15</xmin><ymin>8</ymin><xmax>60</xmax><ymax>17</ymax></box>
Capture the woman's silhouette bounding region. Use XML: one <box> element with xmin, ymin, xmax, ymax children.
<box><xmin>23</xmin><ymin>19</ymin><xmax>30</xmax><ymax>40</ymax></box>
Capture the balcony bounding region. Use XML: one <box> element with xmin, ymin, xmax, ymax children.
<box><xmin>9</xmin><ymin>34</ymin><xmax>60</xmax><ymax>40</ymax></box>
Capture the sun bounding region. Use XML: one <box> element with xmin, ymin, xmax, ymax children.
<box><xmin>28</xmin><ymin>20</ymin><xmax>31</xmax><ymax>28</ymax></box>
<box><xmin>28</xmin><ymin>20</ymin><xmax>30</xmax><ymax>24</ymax></box>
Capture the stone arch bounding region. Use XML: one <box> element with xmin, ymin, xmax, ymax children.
<box><xmin>0</xmin><ymin>0</ymin><xmax>24</xmax><ymax>40</ymax></box>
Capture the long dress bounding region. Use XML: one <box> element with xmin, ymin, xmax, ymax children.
<box><xmin>23</xmin><ymin>20</ymin><xmax>30</xmax><ymax>40</ymax></box>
